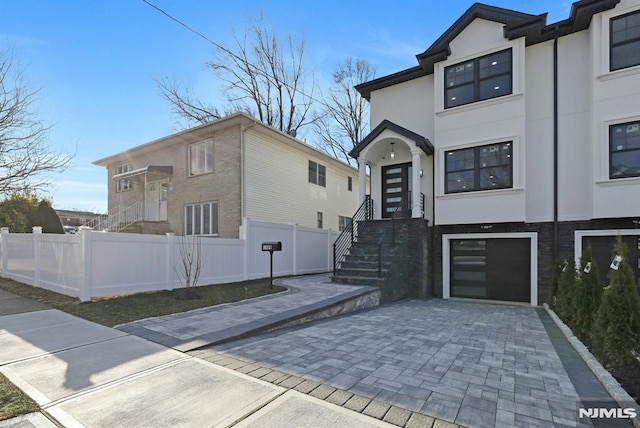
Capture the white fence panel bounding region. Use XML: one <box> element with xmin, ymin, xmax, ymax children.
<box><xmin>177</xmin><ymin>237</ymin><xmax>246</xmax><ymax>287</ymax></box>
<box><xmin>5</xmin><ymin>234</ymin><xmax>35</xmax><ymax>285</ymax></box>
<box><xmin>90</xmin><ymin>232</ymin><xmax>170</xmax><ymax>297</ymax></box>
<box><xmin>38</xmin><ymin>234</ymin><xmax>82</xmax><ymax>298</ymax></box>
<box><xmin>295</xmin><ymin>225</ymin><xmax>334</xmax><ymax>274</ymax></box>
<box><xmin>245</xmin><ymin>220</ymin><xmax>296</xmax><ymax>279</ymax></box>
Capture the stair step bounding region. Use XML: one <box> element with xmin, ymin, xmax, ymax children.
<box><xmin>331</xmin><ymin>275</ymin><xmax>385</xmax><ymax>286</ymax></box>
<box><xmin>335</xmin><ymin>268</ymin><xmax>387</xmax><ymax>278</ymax></box>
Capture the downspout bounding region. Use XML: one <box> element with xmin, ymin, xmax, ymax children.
<box><xmin>430</xmin><ymin>163</ymin><xmax>436</xmax><ymax>298</ymax></box>
<box><xmin>553</xmin><ymin>26</ymin><xmax>559</xmax><ymax>263</ymax></box>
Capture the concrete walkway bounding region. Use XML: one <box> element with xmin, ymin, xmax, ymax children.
<box><xmin>0</xmin><ymin>291</ymin><xmax>392</xmax><ymax>428</ymax></box>
<box><xmin>116</xmin><ymin>274</ymin><xmax>378</xmax><ymax>351</ymax></box>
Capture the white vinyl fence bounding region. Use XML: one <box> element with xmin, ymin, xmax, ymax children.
<box><xmin>0</xmin><ymin>219</ymin><xmax>340</xmax><ymax>301</ymax></box>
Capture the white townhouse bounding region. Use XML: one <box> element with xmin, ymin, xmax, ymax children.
<box><xmin>93</xmin><ymin>112</ymin><xmax>361</xmax><ymax>238</ymax></box>
<box><xmin>336</xmin><ymin>0</ymin><xmax>640</xmax><ymax>305</ymax></box>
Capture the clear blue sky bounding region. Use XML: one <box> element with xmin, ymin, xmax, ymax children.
<box><xmin>2</xmin><ymin>0</ymin><xmax>573</xmax><ymax>212</ymax></box>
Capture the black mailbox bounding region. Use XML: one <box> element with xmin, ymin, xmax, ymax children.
<box><xmin>262</xmin><ymin>241</ymin><xmax>282</xmax><ymax>252</ymax></box>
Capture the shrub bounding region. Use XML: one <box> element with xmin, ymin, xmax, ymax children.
<box><xmin>593</xmin><ymin>235</ymin><xmax>640</xmax><ymax>367</ymax></box>
<box><xmin>573</xmin><ymin>244</ymin><xmax>602</xmax><ymax>340</ymax></box>
<box><xmin>548</xmin><ymin>261</ymin><xmax>563</xmax><ymax>310</ymax></box>
<box><xmin>556</xmin><ymin>259</ymin><xmax>578</xmax><ymax>328</ymax></box>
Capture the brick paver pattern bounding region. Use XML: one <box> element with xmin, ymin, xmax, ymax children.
<box><xmin>204</xmin><ymin>300</ymin><xmax>585</xmax><ymax>428</ymax></box>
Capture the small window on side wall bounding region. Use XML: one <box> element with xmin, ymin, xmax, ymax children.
<box><xmin>308</xmin><ymin>160</ymin><xmax>326</xmax><ymax>187</ymax></box>
<box><xmin>610</xmin><ymin>10</ymin><xmax>640</xmax><ymax>72</ymax></box>
<box><xmin>610</xmin><ymin>120</ymin><xmax>640</xmax><ymax>179</ymax></box>
<box><xmin>317</xmin><ymin>212</ymin><xmax>323</xmax><ymax>229</ymax></box>
<box><xmin>116</xmin><ymin>164</ymin><xmax>132</xmax><ymax>192</ymax></box>
<box><xmin>189</xmin><ymin>140</ymin><xmax>214</xmax><ymax>176</ymax></box>
<box><xmin>348</xmin><ymin>176</ymin><xmax>353</xmax><ymax>191</ymax></box>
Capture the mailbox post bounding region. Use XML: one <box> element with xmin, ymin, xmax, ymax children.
<box><xmin>261</xmin><ymin>241</ymin><xmax>282</xmax><ymax>289</ymax></box>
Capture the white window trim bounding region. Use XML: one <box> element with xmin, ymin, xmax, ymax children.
<box><xmin>437</xmin><ymin>135</ymin><xmax>521</xmax><ymax>197</ymax></box>
<box><xmin>574</xmin><ymin>229</ymin><xmax>640</xmax><ymax>267</ymax></box>
<box><xmin>116</xmin><ymin>164</ymin><xmax>133</xmax><ymax>192</ymax></box>
<box><xmin>188</xmin><ymin>139</ymin><xmax>214</xmax><ymax>177</ymax></box>
<box><xmin>598</xmin><ymin>115</ymin><xmax>640</xmax><ymax>183</ymax></box>
<box><xmin>184</xmin><ymin>201</ymin><xmax>219</xmax><ymax>236</ymax></box>
<box><xmin>435</xmin><ymin>40</ymin><xmax>524</xmax><ymax>114</ymax></box>
<box><xmin>597</xmin><ymin>4</ymin><xmax>640</xmax><ymax>80</ymax></box>
<box><xmin>442</xmin><ymin>232</ymin><xmax>538</xmax><ymax>306</ymax></box>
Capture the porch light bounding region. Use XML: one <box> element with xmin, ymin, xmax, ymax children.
<box><xmin>390</xmin><ymin>142</ymin><xmax>395</xmax><ymax>160</ymax></box>
<box><xmin>420</xmin><ymin>169</ymin><xmax>423</xmax><ymax>177</ymax></box>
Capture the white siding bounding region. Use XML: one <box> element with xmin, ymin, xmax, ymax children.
<box><xmin>243</xmin><ymin>129</ymin><xmax>360</xmax><ymax>230</ymax></box>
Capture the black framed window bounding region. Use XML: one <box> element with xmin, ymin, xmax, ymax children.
<box><xmin>611</xmin><ymin>10</ymin><xmax>640</xmax><ymax>71</ymax></box>
<box><xmin>445</xmin><ymin>142</ymin><xmax>513</xmax><ymax>193</ymax></box>
<box><xmin>308</xmin><ymin>160</ymin><xmax>326</xmax><ymax>187</ymax></box>
<box><xmin>610</xmin><ymin>120</ymin><xmax>640</xmax><ymax>179</ymax></box>
<box><xmin>445</xmin><ymin>49</ymin><xmax>512</xmax><ymax>109</ymax></box>
<box><xmin>348</xmin><ymin>176</ymin><xmax>352</xmax><ymax>191</ymax></box>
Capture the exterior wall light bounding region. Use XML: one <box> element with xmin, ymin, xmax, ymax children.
<box><xmin>390</xmin><ymin>142</ymin><xmax>395</xmax><ymax>160</ymax></box>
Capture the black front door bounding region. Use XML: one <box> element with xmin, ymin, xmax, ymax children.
<box><xmin>382</xmin><ymin>163</ymin><xmax>411</xmax><ymax>218</ymax></box>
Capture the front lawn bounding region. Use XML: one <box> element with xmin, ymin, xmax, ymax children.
<box><xmin>0</xmin><ymin>373</ymin><xmax>38</xmax><ymax>421</ymax></box>
<box><xmin>0</xmin><ymin>277</ymin><xmax>286</xmax><ymax>327</ymax></box>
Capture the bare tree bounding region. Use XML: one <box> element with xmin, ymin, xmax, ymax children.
<box><xmin>173</xmin><ymin>235</ymin><xmax>204</xmax><ymax>299</ymax></box>
<box><xmin>158</xmin><ymin>14</ymin><xmax>315</xmax><ymax>135</ymax></box>
<box><xmin>0</xmin><ymin>49</ymin><xmax>72</xmax><ymax>195</ymax></box>
<box><xmin>312</xmin><ymin>58</ymin><xmax>375</xmax><ymax>165</ymax></box>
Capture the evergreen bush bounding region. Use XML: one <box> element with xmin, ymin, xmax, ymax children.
<box><xmin>593</xmin><ymin>235</ymin><xmax>640</xmax><ymax>367</ymax></box>
<box><xmin>573</xmin><ymin>244</ymin><xmax>602</xmax><ymax>340</ymax></box>
<box><xmin>556</xmin><ymin>259</ymin><xmax>578</xmax><ymax>328</ymax></box>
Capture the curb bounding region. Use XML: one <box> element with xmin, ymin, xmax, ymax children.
<box><xmin>543</xmin><ymin>303</ymin><xmax>640</xmax><ymax>428</ymax></box>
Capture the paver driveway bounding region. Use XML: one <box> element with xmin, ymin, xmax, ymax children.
<box><xmin>205</xmin><ymin>300</ymin><xmax>586</xmax><ymax>427</ymax></box>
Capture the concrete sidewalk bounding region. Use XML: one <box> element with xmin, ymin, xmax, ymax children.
<box><xmin>0</xmin><ymin>306</ymin><xmax>394</xmax><ymax>428</ymax></box>
<box><xmin>116</xmin><ymin>274</ymin><xmax>379</xmax><ymax>351</ymax></box>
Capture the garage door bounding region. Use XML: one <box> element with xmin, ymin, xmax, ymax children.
<box><xmin>450</xmin><ymin>238</ymin><xmax>531</xmax><ymax>302</ymax></box>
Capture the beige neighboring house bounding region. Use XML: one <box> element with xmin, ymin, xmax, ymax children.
<box><xmin>92</xmin><ymin>112</ymin><xmax>361</xmax><ymax>238</ymax></box>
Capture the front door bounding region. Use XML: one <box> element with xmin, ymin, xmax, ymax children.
<box><xmin>159</xmin><ymin>183</ymin><xmax>168</xmax><ymax>221</ymax></box>
<box><xmin>382</xmin><ymin>163</ymin><xmax>411</xmax><ymax>218</ymax></box>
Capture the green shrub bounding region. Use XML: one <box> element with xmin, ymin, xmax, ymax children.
<box><xmin>573</xmin><ymin>245</ymin><xmax>602</xmax><ymax>340</ymax></box>
<box><xmin>593</xmin><ymin>235</ymin><xmax>640</xmax><ymax>367</ymax></box>
<box><xmin>556</xmin><ymin>259</ymin><xmax>578</xmax><ymax>328</ymax></box>
<box><xmin>548</xmin><ymin>262</ymin><xmax>563</xmax><ymax>310</ymax></box>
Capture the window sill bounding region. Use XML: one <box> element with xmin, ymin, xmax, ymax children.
<box><xmin>596</xmin><ymin>176</ymin><xmax>640</xmax><ymax>187</ymax></box>
<box><xmin>436</xmin><ymin>93</ymin><xmax>523</xmax><ymax>117</ymax></box>
<box><xmin>436</xmin><ymin>187</ymin><xmax>523</xmax><ymax>200</ymax></box>
<box><xmin>597</xmin><ymin>65</ymin><xmax>640</xmax><ymax>81</ymax></box>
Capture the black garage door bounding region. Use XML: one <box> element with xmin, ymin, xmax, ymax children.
<box><xmin>582</xmin><ymin>235</ymin><xmax>640</xmax><ymax>292</ymax></box>
<box><xmin>451</xmin><ymin>238</ymin><xmax>531</xmax><ymax>303</ymax></box>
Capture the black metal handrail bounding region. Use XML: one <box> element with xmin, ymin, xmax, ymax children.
<box><xmin>333</xmin><ymin>195</ymin><xmax>373</xmax><ymax>275</ymax></box>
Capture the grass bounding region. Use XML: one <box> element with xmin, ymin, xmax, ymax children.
<box><xmin>0</xmin><ymin>373</ymin><xmax>39</xmax><ymax>421</ymax></box>
<box><xmin>0</xmin><ymin>277</ymin><xmax>286</xmax><ymax>327</ymax></box>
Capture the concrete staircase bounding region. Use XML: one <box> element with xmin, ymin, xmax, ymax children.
<box><xmin>332</xmin><ymin>221</ymin><xmax>396</xmax><ymax>286</ymax></box>
<box><xmin>119</xmin><ymin>221</ymin><xmax>171</xmax><ymax>235</ymax></box>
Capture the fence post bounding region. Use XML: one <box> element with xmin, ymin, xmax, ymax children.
<box><xmin>33</xmin><ymin>226</ymin><xmax>42</xmax><ymax>287</ymax></box>
<box><xmin>79</xmin><ymin>226</ymin><xmax>92</xmax><ymax>302</ymax></box>
<box><xmin>166</xmin><ymin>233</ymin><xmax>175</xmax><ymax>290</ymax></box>
<box><xmin>328</xmin><ymin>229</ymin><xmax>332</xmax><ymax>272</ymax></box>
<box><xmin>1</xmin><ymin>227</ymin><xmax>8</xmax><ymax>277</ymax></box>
<box><xmin>243</xmin><ymin>219</ymin><xmax>250</xmax><ymax>280</ymax></box>
<box><xmin>292</xmin><ymin>223</ymin><xmax>298</xmax><ymax>276</ymax></box>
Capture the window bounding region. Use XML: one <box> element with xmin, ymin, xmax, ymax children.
<box><xmin>338</xmin><ymin>215</ymin><xmax>351</xmax><ymax>231</ymax></box>
<box><xmin>445</xmin><ymin>142</ymin><xmax>513</xmax><ymax>193</ymax></box>
<box><xmin>610</xmin><ymin>120</ymin><xmax>640</xmax><ymax>179</ymax></box>
<box><xmin>185</xmin><ymin>202</ymin><xmax>218</xmax><ymax>235</ymax></box>
<box><xmin>188</xmin><ymin>140</ymin><xmax>214</xmax><ymax>176</ymax></box>
<box><xmin>445</xmin><ymin>49</ymin><xmax>512</xmax><ymax>109</ymax></box>
<box><xmin>317</xmin><ymin>212</ymin><xmax>323</xmax><ymax>229</ymax></box>
<box><xmin>308</xmin><ymin>160</ymin><xmax>326</xmax><ymax>187</ymax></box>
<box><xmin>116</xmin><ymin>164</ymin><xmax>132</xmax><ymax>192</ymax></box>
<box><xmin>348</xmin><ymin>176</ymin><xmax>353</xmax><ymax>191</ymax></box>
<box><xmin>611</xmin><ymin>10</ymin><xmax>640</xmax><ymax>71</ymax></box>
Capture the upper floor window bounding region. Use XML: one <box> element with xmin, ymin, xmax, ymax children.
<box><xmin>348</xmin><ymin>176</ymin><xmax>353</xmax><ymax>191</ymax></box>
<box><xmin>610</xmin><ymin>120</ymin><xmax>640</xmax><ymax>179</ymax></box>
<box><xmin>116</xmin><ymin>164</ymin><xmax>132</xmax><ymax>192</ymax></box>
<box><xmin>445</xmin><ymin>142</ymin><xmax>512</xmax><ymax>193</ymax></box>
<box><xmin>308</xmin><ymin>160</ymin><xmax>326</xmax><ymax>187</ymax></box>
<box><xmin>185</xmin><ymin>201</ymin><xmax>218</xmax><ymax>235</ymax></box>
<box><xmin>610</xmin><ymin>10</ymin><xmax>640</xmax><ymax>71</ymax></box>
<box><xmin>189</xmin><ymin>140</ymin><xmax>214</xmax><ymax>176</ymax></box>
<box><xmin>445</xmin><ymin>49</ymin><xmax>512</xmax><ymax>109</ymax></box>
